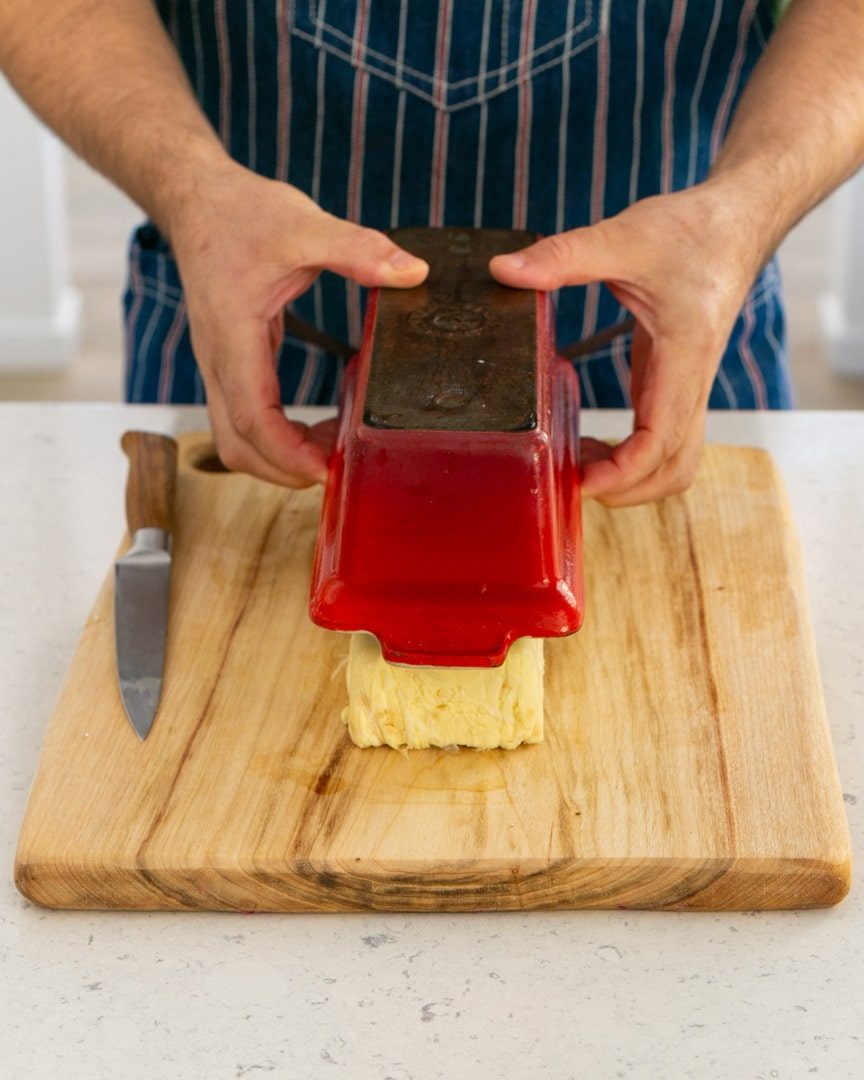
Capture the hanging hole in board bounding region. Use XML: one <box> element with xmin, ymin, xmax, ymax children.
<box><xmin>190</xmin><ymin>446</ymin><xmax>232</xmax><ymax>473</ymax></box>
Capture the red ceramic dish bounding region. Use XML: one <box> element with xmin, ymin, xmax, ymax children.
<box><xmin>309</xmin><ymin>234</ymin><xmax>584</xmax><ymax>667</ymax></box>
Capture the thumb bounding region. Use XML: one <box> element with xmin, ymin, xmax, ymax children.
<box><xmin>314</xmin><ymin>217</ymin><xmax>429</xmax><ymax>289</ymax></box>
<box><xmin>489</xmin><ymin>225</ymin><xmax>620</xmax><ymax>291</ymax></box>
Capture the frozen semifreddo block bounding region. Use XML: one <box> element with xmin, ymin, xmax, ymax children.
<box><xmin>343</xmin><ymin>633</ymin><xmax>545</xmax><ymax>750</ymax></box>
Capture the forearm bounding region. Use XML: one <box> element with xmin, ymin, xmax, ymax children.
<box><xmin>707</xmin><ymin>0</ymin><xmax>864</xmax><ymax>265</ymax></box>
<box><xmin>0</xmin><ymin>0</ymin><xmax>231</xmax><ymax>236</ymax></box>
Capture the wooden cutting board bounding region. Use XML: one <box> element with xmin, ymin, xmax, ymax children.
<box><xmin>15</xmin><ymin>434</ymin><xmax>851</xmax><ymax>912</ymax></box>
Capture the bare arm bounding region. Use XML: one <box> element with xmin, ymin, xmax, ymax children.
<box><xmin>0</xmin><ymin>0</ymin><xmax>428</xmax><ymax>486</ymax></box>
<box><xmin>492</xmin><ymin>0</ymin><xmax>864</xmax><ymax>505</ymax></box>
<box><xmin>0</xmin><ymin>0</ymin><xmax>225</xmax><ymax>239</ymax></box>
<box><xmin>710</xmin><ymin>0</ymin><xmax>864</xmax><ymax>263</ymax></box>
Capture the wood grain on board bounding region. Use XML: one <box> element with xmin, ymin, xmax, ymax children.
<box><xmin>15</xmin><ymin>435</ymin><xmax>851</xmax><ymax>912</ymax></box>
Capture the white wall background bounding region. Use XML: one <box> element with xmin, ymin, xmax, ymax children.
<box><xmin>821</xmin><ymin>172</ymin><xmax>864</xmax><ymax>377</ymax></box>
<box><xmin>0</xmin><ymin>76</ymin><xmax>81</xmax><ymax>371</ymax></box>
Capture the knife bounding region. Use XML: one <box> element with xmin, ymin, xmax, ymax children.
<box><xmin>114</xmin><ymin>431</ymin><xmax>178</xmax><ymax>740</ymax></box>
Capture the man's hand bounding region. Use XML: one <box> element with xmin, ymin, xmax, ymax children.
<box><xmin>168</xmin><ymin>165</ymin><xmax>428</xmax><ymax>487</ymax></box>
<box><xmin>0</xmin><ymin>0</ymin><xmax>425</xmax><ymax>488</ymax></box>
<box><xmin>489</xmin><ymin>182</ymin><xmax>765</xmax><ymax>506</ymax></box>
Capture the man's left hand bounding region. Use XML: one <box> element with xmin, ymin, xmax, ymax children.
<box><xmin>489</xmin><ymin>182</ymin><xmax>767</xmax><ymax>506</ymax></box>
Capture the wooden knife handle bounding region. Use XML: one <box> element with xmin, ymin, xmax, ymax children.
<box><xmin>120</xmin><ymin>431</ymin><xmax>178</xmax><ymax>535</ymax></box>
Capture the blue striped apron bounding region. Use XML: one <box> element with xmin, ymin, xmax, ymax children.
<box><xmin>125</xmin><ymin>0</ymin><xmax>793</xmax><ymax>410</ymax></box>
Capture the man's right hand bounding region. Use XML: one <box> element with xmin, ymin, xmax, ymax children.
<box><xmin>167</xmin><ymin>164</ymin><xmax>429</xmax><ymax>487</ymax></box>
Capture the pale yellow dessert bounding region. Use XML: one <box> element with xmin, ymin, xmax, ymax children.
<box><xmin>343</xmin><ymin>633</ymin><xmax>545</xmax><ymax>750</ymax></box>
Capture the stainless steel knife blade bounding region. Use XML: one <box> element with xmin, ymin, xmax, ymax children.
<box><xmin>114</xmin><ymin>432</ymin><xmax>178</xmax><ymax>740</ymax></box>
<box><xmin>115</xmin><ymin>529</ymin><xmax>171</xmax><ymax>739</ymax></box>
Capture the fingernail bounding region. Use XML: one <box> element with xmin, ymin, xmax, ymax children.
<box><xmin>498</xmin><ymin>254</ymin><xmax>527</xmax><ymax>269</ymax></box>
<box><xmin>388</xmin><ymin>250</ymin><xmax>426</xmax><ymax>270</ymax></box>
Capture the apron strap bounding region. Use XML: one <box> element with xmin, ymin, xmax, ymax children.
<box><xmin>558</xmin><ymin>316</ymin><xmax>636</xmax><ymax>359</ymax></box>
<box><xmin>282</xmin><ymin>309</ymin><xmax>357</xmax><ymax>360</ymax></box>
<box><xmin>283</xmin><ymin>308</ymin><xmax>636</xmax><ymax>363</ymax></box>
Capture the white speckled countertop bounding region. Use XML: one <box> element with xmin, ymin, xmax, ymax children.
<box><xmin>2</xmin><ymin>405</ymin><xmax>862</xmax><ymax>1080</ymax></box>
